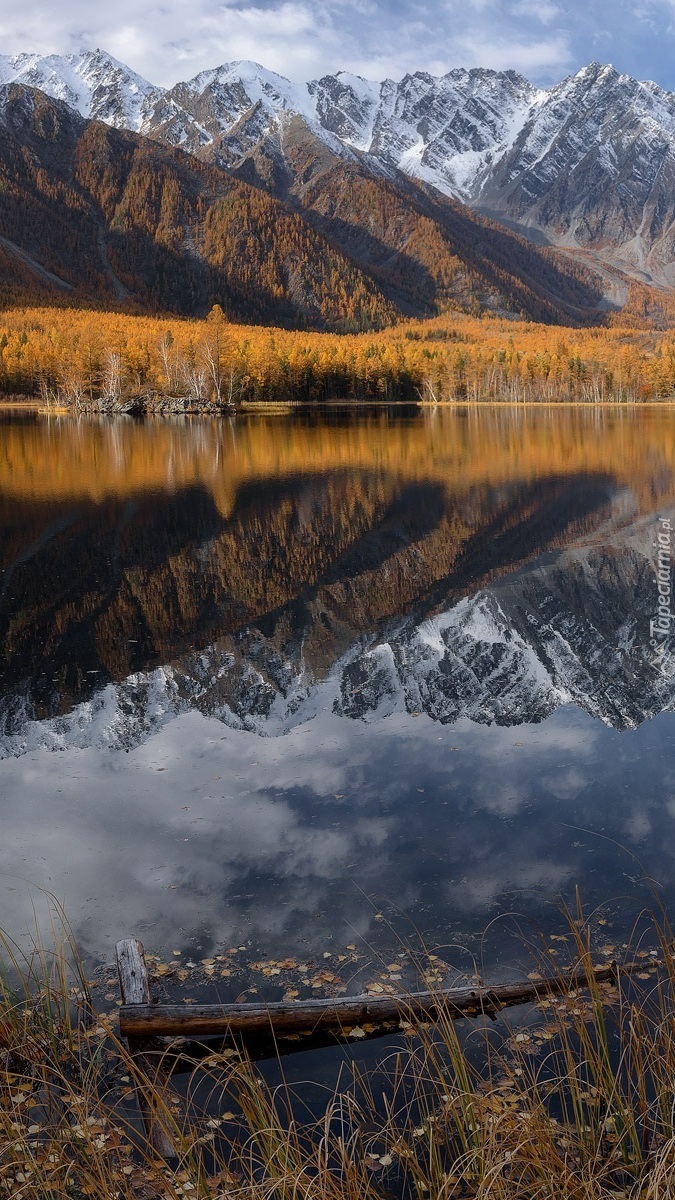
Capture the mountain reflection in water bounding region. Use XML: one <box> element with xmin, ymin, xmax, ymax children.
<box><xmin>0</xmin><ymin>405</ymin><xmax>674</xmax><ymax>962</ymax></box>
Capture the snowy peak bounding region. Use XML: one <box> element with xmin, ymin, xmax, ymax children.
<box><xmin>142</xmin><ymin>59</ymin><xmax>319</xmax><ymax>157</ymax></box>
<box><xmin>0</xmin><ymin>49</ymin><xmax>161</xmax><ymax>131</ymax></box>
<box><xmin>364</xmin><ymin>66</ymin><xmax>544</xmax><ymax>195</ymax></box>
<box><xmin>480</xmin><ymin>59</ymin><xmax>675</xmax><ymax>279</ymax></box>
<box><xmin>186</xmin><ymin>60</ymin><xmax>314</xmax><ymax>115</ymax></box>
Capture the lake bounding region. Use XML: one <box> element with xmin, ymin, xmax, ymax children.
<box><xmin>1</xmin><ymin>403</ymin><xmax>675</xmax><ymax>987</ymax></box>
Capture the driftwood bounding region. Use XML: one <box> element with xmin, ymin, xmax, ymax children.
<box><xmin>116</xmin><ymin>940</ymin><xmax>178</xmax><ymax>1159</ymax></box>
<box><xmin>120</xmin><ymin>960</ymin><xmax>645</xmax><ymax>1040</ymax></box>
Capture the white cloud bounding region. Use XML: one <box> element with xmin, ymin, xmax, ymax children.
<box><xmin>0</xmin><ymin>0</ymin><xmax>621</xmax><ymax>89</ymax></box>
<box><xmin>513</xmin><ymin>0</ymin><xmax>562</xmax><ymax>24</ymax></box>
<box><xmin>447</xmin><ymin>30</ymin><xmax>573</xmax><ymax>77</ymax></box>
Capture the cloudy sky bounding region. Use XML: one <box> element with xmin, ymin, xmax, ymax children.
<box><xmin>2</xmin><ymin>0</ymin><xmax>675</xmax><ymax>89</ymax></box>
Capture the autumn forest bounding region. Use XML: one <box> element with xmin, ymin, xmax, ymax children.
<box><xmin>3</xmin><ymin>303</ymin><xmax>675</xmax><ymax>408</ymax></box>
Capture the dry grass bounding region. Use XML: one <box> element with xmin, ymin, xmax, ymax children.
<box><xmin>3</xmin><ymin>898</ymin><xmax>675</xmax><ymax>1199</ymax></box>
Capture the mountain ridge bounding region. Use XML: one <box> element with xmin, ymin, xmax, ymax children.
<box><xmin>3</xmin><ymin>51</ymin><xmax>675</xmax><ymax>290</ymax></box>
<box><xmin>0</xmin><ymin>82</ymin><xmax>398</xmax><ymax>327</ymax></box>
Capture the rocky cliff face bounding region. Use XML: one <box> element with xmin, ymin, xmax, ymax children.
<box><xmin>478</xmin><ymin>64</ymin><xmax>675</xmax><ymax>283</ymax></box>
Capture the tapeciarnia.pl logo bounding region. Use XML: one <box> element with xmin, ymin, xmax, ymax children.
<box><xmin>650</xmin><ymin>516</ymin><xmax>673</xmax><ymax>676</ymax></box>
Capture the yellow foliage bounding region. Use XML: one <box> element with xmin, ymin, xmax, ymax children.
<box><xmin>1</xmin><ymin>305</ymin><xmax>675</xmax><ymax>404</ymax></box>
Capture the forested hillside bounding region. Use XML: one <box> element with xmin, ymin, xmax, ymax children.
<box><xmin>0</xmin><ymin>85</ymin><xmax>394</xmax><ymax>330</ymax></box>
<box><xmin>0</xmin><ymin>83</ymin><xmax>610</xmax><ymax>329</ymax></box>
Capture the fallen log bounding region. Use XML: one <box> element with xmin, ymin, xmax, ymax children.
<box><xmin>120</xmin><ymin>959</ymin><xmax>646</xmax><ymax>1040</ymax></box>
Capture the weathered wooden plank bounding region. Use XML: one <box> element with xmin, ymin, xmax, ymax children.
<box><xmin>116</xmin><ymin>938</ymin><xmax>151</xmax><ymax>1006</ymax></box>
<box><xmin>120</xmin><ymin>961</ymin><xmax>636</xmax><ymax>1039</ymax></box>
<box><xmin>115</xmin><ymin>939</ymin><xmax>177</xmax><ymax>1159</ymax></box>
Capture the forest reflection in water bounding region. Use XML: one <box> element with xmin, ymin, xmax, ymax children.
<box><xmin>0</xmin><ymin>403</ymin><xmax>674</xmax><ymax>968</ymax></box>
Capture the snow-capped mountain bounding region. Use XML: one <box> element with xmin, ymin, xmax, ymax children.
<box><xmin>0</xmin><ymin>49</ymin><xmax>162</xmax><ymax>131</ymax></box>
<box><xmin>146</xmin><ymin>60</ymin><xmax>317</xmax><ymax>153</ymax></box>
<box><xmin>309</xmin><ymin>68</ymin><xmax>545</xmax><ymax>196</ymax></box>
<box><xmin>0</xmin><ymin>51</ymin><xmax>542</xmax><ymax>187</ymax></box>
<box><xmin>152</xmin><ymin>60</ymin><xmax>675</xmax><ymax>280</ymax></box>
<box><xmin>5</xmin><ymin>50</ymin><xmax>675</xmax><ymax>278</ymax></box>
<box><xmin>480</xmin><ymin>63</ymin><xmax>675</xmax><ymax>281</ymax></box>
<box><xmin>145</xmin><ymin>62</ymin><xmax>543</xmax><ymax>195</ymax></box>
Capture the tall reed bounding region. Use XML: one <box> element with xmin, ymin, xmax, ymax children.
<box><xmin>3</xmin><ymin>899</ymin><xmax>675</xmax><ymax>1198</ymax></box>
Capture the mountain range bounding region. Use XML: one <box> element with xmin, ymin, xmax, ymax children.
<box><xmin>4</xmin><ymin>50</ymin><xmax>675</xmax><ymax>323</ymax></box>
<box><xmin>4</xmin><ymin>49</ymin><xmax>675</xmax><ymax>298</ymax></box>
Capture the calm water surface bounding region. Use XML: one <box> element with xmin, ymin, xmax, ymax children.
<box><xmin>1</xmin><ymin>404</ymin><xmax>675</xmax><ymax>983</ymax></box>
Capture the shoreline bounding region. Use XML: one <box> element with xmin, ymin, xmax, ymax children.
<box><xmin>5</xmin><ymin>396</ymin><xmax>675</xmax><ymax>412</ymax></box>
